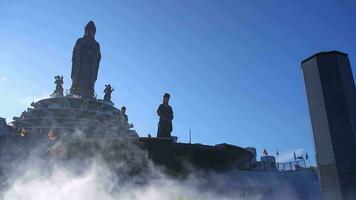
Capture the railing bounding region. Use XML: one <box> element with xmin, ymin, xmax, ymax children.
<box><xmin>252</xmin><ymin>159</ymin><xmax>307</xmax><ymax>171</ymax></box>
<box><xmin>276</xmin><ymin>160</ymin><xmax>306</xmax><ymax>171</ymax></box>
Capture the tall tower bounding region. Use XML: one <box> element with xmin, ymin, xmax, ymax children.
<box><xmin>302</xmin><ymin>51</ymin><xmax>356</xmax><ymax>200</ymax></box>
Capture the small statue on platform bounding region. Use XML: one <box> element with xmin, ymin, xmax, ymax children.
<box><xmin>103</xmin><ymin>84</ymin><xmax>114</xmax><ymax>102</ymax></box>
<box><xmin>121</xmin><ymin>106</ymin><xmax>134</xmax><ymax>128</ymax></box>
<box><xmin>121</xmin><ymin>106</ymin><xmax>128</xmax><ymax>123</ymax></box>
<box><xmin>52</xmin><ymin>75</ymin><xmax>64</xmax><ymax>97</ymax></box>
<box><xmin>157</xmin><ymin>93</ymin><xmax>174</xmax><ymax>138</ymax></box>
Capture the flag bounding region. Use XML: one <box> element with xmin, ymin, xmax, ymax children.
<box><xmin>263</xmin><ymin>148</ymin><xmax>268</xmax><ymax>156</ymax></box>
<box><xmin>276</xmin><ymin>149</ymin><xmax>279</xmax><ymax>156</ymax></box>
<box><xmin>305</xmin><ymin>153</ymin><xmax>309</xmax><ymax>160</ymax></box>
<box><xmin>297</xmin><ymin>156</ymin><xmax>304</xmax><ymax>160</ymax></box>
<box><xmin>293</xmin><ymin>151</ymin><xmax>297</xmax><ymax>161</ymax></box>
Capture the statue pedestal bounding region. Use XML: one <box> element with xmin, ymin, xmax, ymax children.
<box><xmin>12</xmin><ymin>97</ymin><xmax>137</xmax><ymax>139</ymax></box>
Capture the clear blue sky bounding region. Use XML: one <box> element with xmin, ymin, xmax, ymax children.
<box><xmin>1</xmin><ymin>0</ymin><xmax>356</xmax><ymax>164</ymax></box>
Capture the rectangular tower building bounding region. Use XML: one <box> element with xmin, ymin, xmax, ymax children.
<box><xmin>302</xmin><ymin>51</ymin><xmax>356</xmax><ymax>200</ymax></box>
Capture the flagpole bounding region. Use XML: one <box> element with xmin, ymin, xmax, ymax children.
<box><xmin>189</xmin><ymin>129</ymin><xmax>191</xmax><ymax>144</ymax></box>
<box><xmin>304</xmin><ymin>158</ymin><xmax>306</xmax><ymax>168</ymax></box>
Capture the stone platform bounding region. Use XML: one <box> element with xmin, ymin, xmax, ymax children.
<box><xmin>11</xmin><ymin>97</ymin><xmax>137</xmax><ymax>138</ymax></box>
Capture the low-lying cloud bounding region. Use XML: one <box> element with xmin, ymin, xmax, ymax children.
<box><xmin>0</xmin><ymin>130</ymin><xmax>318</xmax><ymax>200</ymax></box>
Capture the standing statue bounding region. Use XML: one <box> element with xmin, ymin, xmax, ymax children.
<box><xmin>120</xmin><ymin>106</ymin><xmax>134</xmax><ymax>128</ymax></box>
<box><xmin>121</xmin><ymin>106</ymin><xmax>128</xmax><ymax>123</ymax></box>
<box><xmin>51</xmin><ymin>75</ymin><xmax>64</xmax><ymax>97</ymax></box>
<box><xmin>157</xmin><ymin>93</ymin><xmax>174</xmax><ymax>138</ymax></box>
<box><xmin>70</xmin><ymin>21</ymin><xmax>101</xmax><ymax>99</ymax></box>
<box><xmin>103</xmin><ymin>84</ymin><xmax>114</xmax><ymax>102</ymax></box>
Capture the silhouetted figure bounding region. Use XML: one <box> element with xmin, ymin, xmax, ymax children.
<box><xmin>70</xmin><ymin>21</ymin><xmax>101</xmax><ymax>99</ymax></box>
<box><xmin>103</xmin><ymin>84</ymin><xmax>114</xmax><ymax>102</ymax></box>
<box><xmin>121</xmin><ymin>106</ymin><xmax>134</xmax><ymax>128</ymax></box>
<box><xmin>52</xmin><ymin>75</ymin><xmax>64</xmax><ymax>97</ymax></box>
<box><xmin>121</xmin><ymin>106</ymin><xmax>128</xmax><ymax>123</ymax></box>
<box><xmin>157</xmin><ymin>93</ymin><xmax>173</xmax><ymax>138</ymax></box>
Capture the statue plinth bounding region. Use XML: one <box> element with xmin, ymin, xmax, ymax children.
<box><xmin>12</xmin><ymin>97</ymin><xmax>137</xmax><ymax>138</ymax></box>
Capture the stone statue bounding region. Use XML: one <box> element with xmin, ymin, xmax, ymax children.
<box><xmin>121</xmin><ymin>106</ymin><xmax>128</xmax><ymax>123</ymax></box>
<box><xmin>70</xmin><ymin>21</ymin><xmax>101</xmax><ymax>99</ymax></box>
<box><xmin>103</xmin><ymin>84</ymin><xmax>114</xmax><ymax>102</ymax></box>
<box><xmin>120</xmin><ymin>106</ymin><xmax>134</xmax><ymax>128</ymax></box>
<box><xmin>157</xmin><ymin>93</ymin><xmax>174</xmax><ymax>138</ymax></box>
<box><xmin>52</xmin><ymin>75</ymin><xmax>64</xmax><ymax>97</ymax></box>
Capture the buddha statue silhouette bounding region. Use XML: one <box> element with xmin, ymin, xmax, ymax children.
<box><xmin>70</xmin><ymin>21</ymin><xmax>101</xmax><ymax>99</ymax></box>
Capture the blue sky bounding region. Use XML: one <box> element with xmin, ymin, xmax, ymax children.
<box><xmin>1</xmin><ymin>0</ymin><xmax>356</xmax><ymax>164</ymax></box>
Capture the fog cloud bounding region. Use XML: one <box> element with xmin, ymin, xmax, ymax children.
<box><xmin>1</xmin><ymin>130</ymin><xmax>315</xmax><ymax>200</ymax></box>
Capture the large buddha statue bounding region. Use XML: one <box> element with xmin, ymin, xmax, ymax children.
<box><xmin>70</xmin><ymin>21</ymin><xmax>101</xmax><ymax>99</ymax></box>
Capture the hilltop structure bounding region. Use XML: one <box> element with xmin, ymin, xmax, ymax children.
<box><xmin>2</xmin><ymin>21</ymin><xmax>253</xmax><ymax>174</ymax></box>
<box><xmin>0</xmin><ymin>21</ymin><xmax>323</xmax><ymax>199</ymax></box>
<box><xmin>12</xmin><ymin>21</ymin><xmax>130</xmax><ymax>138</ymax></box>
